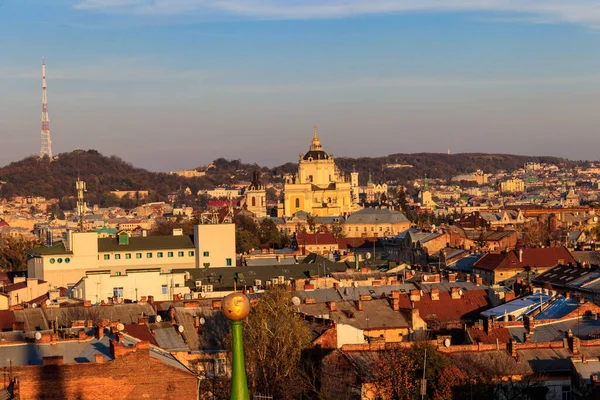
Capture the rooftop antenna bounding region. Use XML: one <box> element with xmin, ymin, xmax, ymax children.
<box><xmin>76</xmin><ymin>177</ymin><xmax>87</xmax><ymax>231</ymax></box>
<box><xmin>40</xmin><ymin>58</ymin><xmax>53</xmax><ymax>159</ymax></box>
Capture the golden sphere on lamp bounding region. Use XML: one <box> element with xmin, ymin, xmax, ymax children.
<box><xmin>222</xmin><ymin>292</ymin><xmax>250</xmax><ymax>321</ymax></box>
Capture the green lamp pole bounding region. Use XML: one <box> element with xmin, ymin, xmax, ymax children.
<box><xmin>222</xmin><ymin>292</ymin><xmax>251</xmax><ymax>400</ymax></box>
<box><xmin>230</xmin><ymin>320</ymin><xmax>249</xmax><ymax>400</ymax></box>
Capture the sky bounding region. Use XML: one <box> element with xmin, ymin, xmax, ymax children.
<box><xmin>2</xmin><ymin>1</ymin><xmax>600</xmax><ymax>171</ymax></box>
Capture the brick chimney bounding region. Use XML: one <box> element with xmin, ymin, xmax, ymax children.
<box><xmin>523</xmin><ymin>332</ymin><xmax>531</xmax><ymax>343</ymax></box>
<box><xmin>97</xmin><ymin>325</ymin><xmax>104</xmax><ymax>340</ymax></box>
<box><xmin>518</xmin><ymin>248</ymin><xmax>523</xmax><ymax>263</ymax></box>
<box><xmin>83</xmin><ymin>300</ymin><xmax>92</xmax><ymax>307</ymax></box>
<box><xmin>447</xmin><ymin>273</ymin><xmax>457</xmax><ymax>283</ymax></box>
<box><xmin>304</xmin><ymin>297</ymin><xmax>316</xmax><ymax>304</ymax></box>
<box><xmin>327</xmin><ymin>301</ymin><xmax>336</xmax><ymax>312</ymax></box>
<box><xmin>391</xmin><ymin>290</ymin><xmax>400</xmax><ymax>299</ymax></box>
<box><xmin>78</xmin><ymin>330</ymin><xmax>87</xmax><ymax>340</ymax></box>
<box><xmin>475</xmin><ymin>275</ymin><xmax>483</xmax><ymax>286</ymax></box>
<box><xmin>409</xmin><ymin>289</ymin><xmax>421</xmax><ymax>302</ymax></box>
<box><xmin>508</xmin><ymin>339</ymin><xmax>517</xmax><ymax>357</ymax></box>
<box><xmin>430</xmin><ymin>289</ymin><xmax>440</xmax><ymax>301</ymax></box>
<box><xmin>391</xmin><ymin>298</ymin><xmax>399</xmax><ymax>311</ymax></box>
<box><xmin>95</xmin><ymin>353</ymin><xmax>104</xmax><ymax>364</ymax></box>
<box><xmin>193</xmin><ymin>315</ymin><xmax>200</xmax><ymax>328</ymax></box>
<box><xmin>147</xmin><ymin>295</ymin><xmax>155</xmax><ymax>307</ymax></box>
<box><xmin>356</xmin><ymin>300</ymin><xmax>363</xmax><ymax>311</ymax></box>
<box><xmin>212</xmin><ymin>300</ymin><xmax>222</xmax><ymax>310</ymax></box>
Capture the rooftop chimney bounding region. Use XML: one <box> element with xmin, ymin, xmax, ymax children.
<box><xmin>391</xmin><ymin>298</ymin><xmax>399</xmax><ymax>311</ymax></box>
<box><xmin>327</xmin><ymin>301</ymin><xmax>336</xmax><ymax>312</ymax></box>
<box><xmin>95</xmin><ymin>353</ymin><xmax>104</xmax><ymax>364</ymax></box>
<box><xmin>448</xmin><ymin>273</ymin><xmax>457</xmax><ymax>283</ymax></box>
<box><xmin>355</xmin><ymin>300</ymin><xmax>363</xmax><ymax>311</ymax></box>
<box><xmin>409</xmin><ymin>289</ymin><xmax>421</xmax><ymax>302</ymax></box>
<box><xmin>430</xmin><ymin>289</ymin><xmax>440</xmax><ymax>301</ymax></box>
<box><xmin>518</xmin><ymin>248</ymin><xmax>523</xmax><ymax>263</ymax></box>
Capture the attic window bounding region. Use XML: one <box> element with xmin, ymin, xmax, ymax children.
<box><xmin>118</xmin><ymin>232</ymin><xmax>129</xmax><ymax>245</ymax></box>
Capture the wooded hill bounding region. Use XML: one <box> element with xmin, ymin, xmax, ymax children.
<box><xmin>0</xmin><ymin>150</ymin><xmax>584</xmax><ymax>203</ymax></box>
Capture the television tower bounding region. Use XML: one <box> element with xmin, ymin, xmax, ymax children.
<box><xmin>40</xmin><ymin>58</ymin><xmax>53</xmax><ymax>158</ymax></box>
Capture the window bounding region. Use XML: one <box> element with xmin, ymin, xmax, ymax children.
<box><xmin>226</xmin><ymin>258</ymin><xmax>232</xmax><ymax>266</ymax></box>
<box><xmin>64</xmin><ymin>258</ymin><xmax>70</xmax><ymax>263</ymax></box>
<box><xmin>295</xmin><ymin>198</ymin><xmax>300</xmax><ymax>208</ymax></box>
<box><xmin>168</xmin><ymin>252</ymin><xmax>173</xmax><ymax>258</ymax></box>
<box><xmin>189</xmin><ymin>251</ymin><xmax>195</xmax><ymax>257</ymax></box>
<box><xmin>178</xmin><ymin>251</ymin><xmax>184</xmax><ymax>257</ymax></box>
<box><xmin>175</xmin><ymin>283</ymin><xmax>180</xmax><ymax>287</ymax></box>
<box><xmin>157</xmin><ymin>252</ymin><xmax>163</xmax><ymax>258</ymax></box>
<box><xmin>125</xmin><ymin>253</ymin><xmax>132</xmax><ymax>259</ymax></box>
<box><xmin>104</xmin><ymin>254</ymin><xmax>110</xmax><ymax>260</ymax></box>
<box><xmin>203</xmin><ymin>251</ymin><xmax>210</xmax><ymax>257</ymax></box>
<box><xmin>136</xmin><ymin>253</ymin><xmax>142</xmax><ymax>259</ymax></box>
<box><xmin>113</xmin><ymin>287</ymin><xmax>123</xmax><ymax>297</ymax></box>
<box><xmin>147</xmin><ymin>252</ymin><xmax>153</xmax><ymax>258</ymax></box>
<box><xmin>115</xmin><ymin>254</ymin><xmax>121</xmax><ymax>260</ymax></box>
<box><xmin>252</xmin><ymin>197</ymin><xmax>256</xmax><ymax>207</ymax></box>
<box><xmin>161</xmin><ymin>285</ymin><xmax>167</xmax><ymax>295</ymax></box>
<box><xmin>57</xmin><ymin>258</ymin><xmax>63</xmax><ymax>264</ymax></box>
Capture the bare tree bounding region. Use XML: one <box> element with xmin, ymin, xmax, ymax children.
<box><xmin>244</xmin><ymin>287</ymin><xmax>313</xmax><ymax>399</ymax></box>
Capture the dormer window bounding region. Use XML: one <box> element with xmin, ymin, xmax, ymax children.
<box><xmin>118</xmin><ymin>232</ymin><xmax>129</xmax><ymax>245</ymax></box>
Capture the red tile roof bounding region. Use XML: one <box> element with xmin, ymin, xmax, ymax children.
<box><xmin>398</xmin><ymin>290</ymin><xmax>491</xmax><ymax>324</ymax></box>
<box><xmin>473</xmin><ymin>247</ymin><xmax>575</xmax><ymax>272</ymax></box>
<box><xmin>123</xmin><ymin>323</ymin><xmax>159</xmax><ymax>347</ymax></box>
<box><xmin>468</xmin><ymin>327</ymin><xmax>513</xmax><ymax>344</ymax></box>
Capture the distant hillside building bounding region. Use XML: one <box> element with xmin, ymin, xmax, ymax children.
<box><xmin>451</xmin><ymin>170</ymin><xmax>491</xmax><ymax>185</ymax></box>
<box><xmin>500</xmin><ymin>179</ymin><xmax>525</xmax><ymax>193</ymax></box>
<box><xmin>278</xmin><ymin>127</ymin><xmax>359</xmax><ymax>217</ymax></box>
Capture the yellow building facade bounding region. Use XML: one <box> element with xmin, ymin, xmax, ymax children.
<box><xmin>278</xmin><ymin>127</ymin><xmax>359</xmax><ymax>217</ymax></box>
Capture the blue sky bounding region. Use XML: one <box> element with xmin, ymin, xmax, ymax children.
<box><xmin>2</xmin><ymin>1</ymin><xmax>600</xmax><ymax>171</ymax></box>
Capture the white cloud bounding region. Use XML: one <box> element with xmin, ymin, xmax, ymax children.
<box><xmin>73</xmin><ymin>0</ymin><xmax>600</xmax><ymax>28</ymax></box>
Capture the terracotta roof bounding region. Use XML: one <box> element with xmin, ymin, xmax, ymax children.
<box><xmin>123</xmin><ymin>323</ymin><xmax>159</xmax><ymax>347</ymax></box>
<box><xmin>397</xmin><ymin>290</ymin><xmax>491</xmax><ymax>324</ymax></box>
<box><xmin>473</xmin><ymin>247</ymin><xmax>575</xmax><ymax>272</ymax></box>
<box><xmin>296</xmin><ymin>232</ymin><xmax>337</xmax><ymax>246</ymax></box>
<box><xmin>468</xmin><ymin>327</ymin><xmax>512</xmax><ymax>344</ymax></box>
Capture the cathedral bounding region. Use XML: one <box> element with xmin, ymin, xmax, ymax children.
<box><xmin>278</xmin><ymin>127</ymin><xmax>360</xmax><ymax>217</ymax></box>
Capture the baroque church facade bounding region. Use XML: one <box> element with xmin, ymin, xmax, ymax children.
<box><xmin>278</xmin><ymin>127</ymin><xmax>361</xmax><ymax>217</ymax></box>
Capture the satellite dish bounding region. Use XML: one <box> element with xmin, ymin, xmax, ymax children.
<box><xmin>178</xmin><ymin>325</ymin><xmax>185</xmax><ymax>333</ymax></box>
<box><xmin>444</xmin><ymin>338</ymin><xmax>451</xmax><ymax>347</ymax></box>
<box><xmin>45</xmin><ymin>299</ymin><xmax>51</xmax><ymax>306</ymax></box>
<box><xmin>117</xmin><ymin>323</ymin><xmax>125</xmax><ymax>331</ymax></box>
<box><xmin>155</xmin><ymin>315</ymin><xmax>162</xmax><ymax>323</ymax></box>
<box><xmin>32</xmin><ymin>303</ymin><xmax>38</xmax><ymax>308</ymax></box>
<box><xmin>35</xmin><ymin>332</ymin><xmax>42</xmax><ymax>340</ymax></box>
<box><xmin>291</xmin><ymin>296</ymin><xmax>301</xmax><ymax>306</ymax></box>
<box><xmin>199</xmin><ymin>317</ymin><xmax>206</xmax><ymax>325</ymax></box>
<box><xmin>365</xmin><ymin>252</ymin><xmax>372</xmax><ymax>260</ymax></box>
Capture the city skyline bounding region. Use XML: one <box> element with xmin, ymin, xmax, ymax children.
<box><xmin>2</xmin><ymin>1</ymin><xmax>600</xmax><ymax>171</ymax></box>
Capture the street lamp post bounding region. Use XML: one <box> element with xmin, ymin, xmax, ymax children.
<box><xmin>222</xmin><ymin>291</ymin><xmax>251</xmax><ymax>400</ymax></box>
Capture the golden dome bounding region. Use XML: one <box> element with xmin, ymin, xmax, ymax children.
<box><xmin>222</xmin><ymin>292</ymin><xmax>251</xmax><ymax>321</ymax></box>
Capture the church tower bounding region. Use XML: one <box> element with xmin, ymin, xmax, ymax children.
<box><xmin>246</xmin><ymin>170</ymin><xmax>267</xmax><ymax>218</ymax></box>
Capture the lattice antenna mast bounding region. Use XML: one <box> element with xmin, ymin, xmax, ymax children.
<box><xmin>76</xmin><ymin>178</ymin><xmax>87</xmax><ymax>231</ymax></box>
<box><xmin>40</xmin><ymin>58</ymin><xmax>53</xmax><ymax>158</ymax></box>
